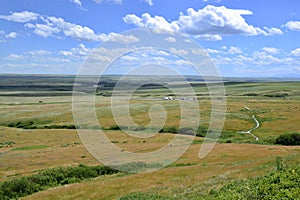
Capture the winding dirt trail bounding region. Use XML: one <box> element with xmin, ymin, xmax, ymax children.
<box><xmin>238</xmin><ymin>115</ymin><xmax>260</xmax><ymax>141</ymax></box>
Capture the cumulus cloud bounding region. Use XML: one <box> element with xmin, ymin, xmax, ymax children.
<box><xmin>24</xmin><ymin>16</ymin><xmax>139</xmax><ymax>43</ymax></box>
<box><xmin>177</xmin><ymin>6</ymin><xmax>260</xmax><ymax>35</ymax></box>
<box><xmin>262</xmin><ymin>47</ymin><xmax>280</xmax><ymax>54</ymax></box>
<box><xmin>164</xmin><ymin>36</ymin><xmax>176</xmax><ymax>42</ymax></box>
<box><xmin>284</xmin><ymin>21</ymin><xmax>300</xmax><ymax>31</ymax></box>
<box><xmin>252</xmin><ymin>51</ymin><xmax>280</xmax><ymax>65</ymax></box>
<box><xmin>60</xmin><ymin>50</ymin><xmax>73</xmax><ymax>56</ymax></box>
<box><xmin>25</xmin><ymin>23</ymin><xmax>61</xmax><ymax>38</ymax></box>
<box><xmin>143</xmin><ymin>0</ymin><xmax>153</xmax><ymax>6</ymax></box>
<box><xmin>195</xmin><ymin>34</ymin><xmax>222</xmax><ymax>41</ymax></box>
<box><xmin>261</xmin><ymin>27</ymin><xmax>283</xmax><ymax>35</ymax></box>
<box><xmin>5</xmin><ymin>32</ymin><xmax>17</xmax><ymax>38</ymax></box>
<box><xmin>0</xmin><ymin>11</ymin><xmax>39</xmax><ymax>23</ymax></box>
<box><xmin>28</xmin><ymin>50</ymin><xmax>51</xmax><ymax>56</ymax></box>
<box><xmin>8</xmin><ymin>53</ymin><xmax>25</xmax><ymax>60</ymax></box>
<box><xmin>124</xmin><ymin>5</ymin><xmax>283</xmax><ymax>40</ymax></box>
<box><xmin>228</xmin><ymin>47</ymin><xmax>242</xmax><ymax>54</ymax></box>
<box><xmin>291</xmin><ymin>48</ymin><xmax>300</xmax><ymax>56</ymax></box>
<box><xmin>123</xmin><ymin>13</ymin><xmax>180</xmax><ymax>33</ymax></box>
<box><xmin>70</xmin><ymin>0</ymin><xmax>82</xmax><ymax>6</ymax></box>
<box><xmin>169</xmin><ymin>47</ymin><xmax>189</xmax><ymax>55</ymax></box>
<box><xmin>206</xmin><ymin>48</ymin><xmax>221</xmax><ymax>54</ymax></box>
<box><xmin>121</xmin><ymin>55</ymin><xmax>139</xmax><ymax>61</ymax></box>
<box><xmin>108</xmin><ymin>32</ymin><xmax>140</xmax><ymax>43</ymax></box>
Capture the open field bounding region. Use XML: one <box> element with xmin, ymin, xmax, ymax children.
<box><xmin>0</xmin><ymin>75</ymin><xmax>299</xmax><ymax>199</ymax></box>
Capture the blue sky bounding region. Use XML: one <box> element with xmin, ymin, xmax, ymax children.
<box><xmin>0</xmin><ymin>0</ymin><xmax>300</xmax><ymax>77</ymax></box>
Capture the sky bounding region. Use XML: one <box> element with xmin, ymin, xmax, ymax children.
<box><xmin>0</xmin><ymin>0</ymin><xmax>300</xmax><ymax>77</ymax></box>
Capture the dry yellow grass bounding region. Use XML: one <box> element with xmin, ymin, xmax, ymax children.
<box><xmin>21</xmin><ymin>142</ymin><xmax>300</xmax><ymax>200</ymax></box>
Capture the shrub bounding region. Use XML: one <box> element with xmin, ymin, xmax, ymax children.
<box><xmin>109</xmin><ymin>125</ymin><xmax>121</xmax><ymax>130</ymax></box>
<box><xmin>206</xmin><ymin>163</ymin><xmax>300</xmax><ymax>200</ymax></box>
<box><xmin>275</xmin><ymin>133</ymin><xmax>300</xmax><ymax>146</ymax></box>
<box><xmin>159</xmin><ymin>126</ymin><xmax>178</xmax><ymax>134</ymax></box>
<box><xmin>196</xmin><ymin>126</ymin><xmax>208</xmax><ymax>137</ymax></box>
<box><xmin>0</xmin><ymin>165</ymin><xmax>119</xmax><ymax>200</ymax></box>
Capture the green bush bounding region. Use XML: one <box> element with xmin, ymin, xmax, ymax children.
<box><xmin>206</xmin><ymin>164</ymin><xmax>300</xmax><ymax>200</ymax></box>
<box><xmin>159</xmin><ymin>126</ymin><xmax>178</xmax><ymax>133</ymax></box>
<box><xmin>196</xmin><ymin>126</ymin><xmax>208</xmax><ymax>137</ymax></box>
<box><xmin>0</xmin><ymin>165</ymin><xmax>119</xmax><ymax>200</ymax></box>
<box><xmin>109</xmin><ymin>125</ymin><xmax>121</xmax><ymax>130</ymax></box>
<box><xmin>7</xmin><ymin>121</ymin><xmax>77</xmax><ymax>130</ymax></box>
<box><xmin>275</xmin><ymin>133</ymin><xmax>300</xmax><ymax>146</ymax></box>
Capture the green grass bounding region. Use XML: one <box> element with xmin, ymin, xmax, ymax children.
<box><xmin>12</xmin><ymin>145</ymin><xmax>49</xmax><ymax>151</ymax></box>
<box><xmin>0</xmin><ymin>164</ymin><xmax>119</xmax><ymax>200</ymax></box>
<box><xmin>121</xmin><ymin>160</ymin><xmax>300</xmax><ymax>200</ymax></box>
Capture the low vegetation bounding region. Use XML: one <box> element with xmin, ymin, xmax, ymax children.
<box><xmin>121</xmin><ymin>160</ymin><xmax>300</xmax><ymax>200</ymax></box>
<box><xmin>0</xmin><ymin>164</ymin><xmax>119</xmax><ymax>200</ymax></box>
<box><xmin>275</xmin><ymin>132</ymin><xmax>300</xmax><ymax>146</ymax></box>
<box><xmin>12</xmin><ymin>145</ymin><xmax>49</xmax><ymax>151</ymax></box>
<box><xmin>0</xmin><ymin>141</ymin><xmax>15</xmax><ymax>148</ymax></box>
<box><xmin>7</xmin><ymin>121</ymin><xmax>76</xmax><ymax>129</ymax></box>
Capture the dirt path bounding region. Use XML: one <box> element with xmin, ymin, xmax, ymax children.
<box><xmin>238</xmin><ymin>115</ymin><xmax>260</xmax><ymax>141</ymax></box>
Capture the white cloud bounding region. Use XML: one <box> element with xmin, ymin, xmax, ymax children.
<box><xmin>25</xmin><ymin>16</ymin><xmax>139</xmax><ymax>43</ymax></box>
<box><xmin>5</xmin><ymin>32</ymin><xmax>17</xmax><ymax>39</ymax></box>
<box><xmin>195</xmin><ymin>34</ymin><xmax>222</xmax><ymax>41</ymax></box>
<box><xmin>124</xmin><ymin>5</ymin><xmax>283</xmax><ymax>40</ymax></box>
<box><xmin>164</xmin><ymin>36</ymin><xmax>176</xmax><ymax>43</ymax></box>
<box><xmin>228</xmin><ymin>46</ymin><xmax>242</xmax><ymax>54</ymax></box>
<box><xmin>108</xmin><ymin>32</ymin><xmax>140</xmax><ymax>43</ymax></box>
<box><xmin>70</xmin><ymin>0</ymin><xmax>82</xmax><ymax>6</ymax></box>
<box><xmin>28</xmin><ymin>50</ymin><xmax>51</xmax><ymax>56</ymax></box>
<box><xmin>47</xmin><ymin>16</ymin><xmax>102</xmax><ymax>41</ymax></box>
<box><xmin>252</xmin><ymin>51</ymin><xmax>280</xmax><ymax>65</ymax></box>
<box><xmin>262</xmin><ymin>47</ymin><xmax>280</xmax><ymax>54</ymax></box>
<box><xmin>58</xmin><ymin>44</ymin><xmax>97</xmax><ymax>63</ymax></box>
<box><xmin>174</xmin><ymin>59</ymin><xmax>191</xmax><ymax>65</ymax></box>
<box><xmin>0</xmin><ymin>11</ymin><xmax>39</xmax><ymax>23</ymax></box>
<box><xmin>143</xmin><ymin>0</ymin><xmax>153</xmax><ymax>6</ymax></box>
<box><xmin>8</xmin><ymin>53</ymin><xmax>25</xmax><ymax>60</ymax></box>
<box><xmin>261</xmin><ymin>27</ymin><xmax>283</xmax><ymax>36</ymax></box>
<box><xmin>291</xmin><ymin>48</ymin><xmax>300</xmax><ymax>56</ymax></box>
<box><xmin>123</xmin><ymin>13</ymin><xmax>180</xmax><ymax>33</ymax></box>
<box><xmin>121</xmin><ymin>55</ymin><xmax>139</xmax><ymax>61</ymax></box>
<box><xmin>206</xmin><ymin>48</ymin><xmax>221</xmax><ymax>54</ymax></box>
<box><xmin>25</xmin><ymin>23</ymin><xmax>61</xmax><ymax>38</ymax></box>
<box><xmin>169</xmin><ymin>47</ymin><xmax>189</xmax><ymax>55</ymax></box>
<box><xmin>284</xmin><ymin>21</ymin><xmax>300</xmax><ymax>31</ymax></box>
<box><xmin>60</xmin><ymin>50</ymin><xmax>73</xmax><ymax>56</ymax></box>
<box><xmin>190</xmin><ymin>48</ymin><xmax>207</xmax><ymax>55</ymax></box>
<box><xmin>70</xmin><ymin>43</ymin><xmax>90</xmax><ymax>56</ymax></box>
<box><xmin>177</xmin><ymin>6</ymin><xmax>260</xmax><ymax>35</ymax></box>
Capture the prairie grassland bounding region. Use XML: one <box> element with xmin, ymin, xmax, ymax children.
<box><xmin>0</xmin><ymin>77</ymin><xmax>300</xmax><ymax>199</ymax></box>
<box><xmin>23</xmin><ymin>143</ymin><xmax>300</xmax><ymax>200</ymax></box>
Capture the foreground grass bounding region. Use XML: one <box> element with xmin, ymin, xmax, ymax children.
<box><xmin>121</xmin><ymin>161</ymin><xmax>300</xmax><ymax>199</ymax></box>
<box><xmin>22</xmin><ymin>144</ymin><xmax>300</xmax><ymax>200</ymax></box>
